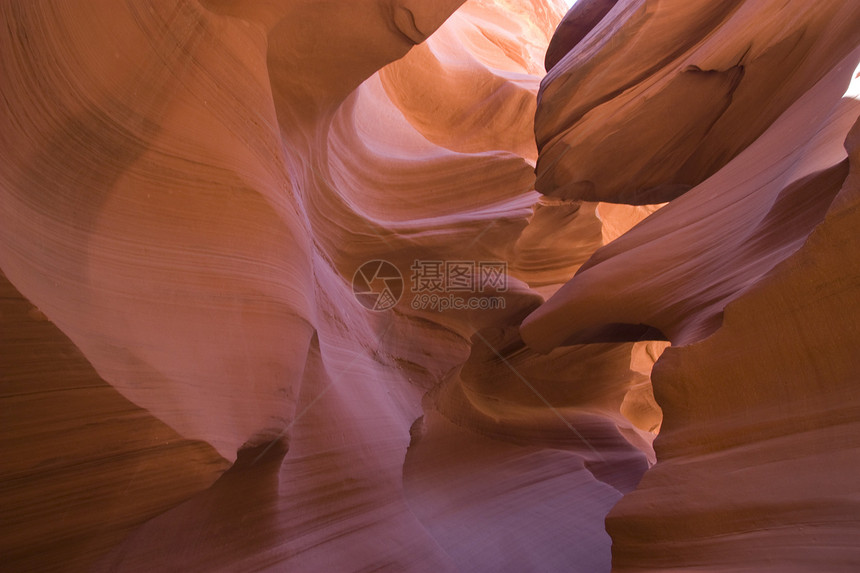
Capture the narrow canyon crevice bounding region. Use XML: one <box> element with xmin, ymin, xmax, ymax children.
<box><xmin>1</xmin><ymin>1</ymin><xmax>859</xmax><ymax>571</ymax></box>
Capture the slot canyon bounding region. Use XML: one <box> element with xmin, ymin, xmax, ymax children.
<box><xmin>1</xmin><ymin>0</ymin><xmax>859</xmax><ymax>571</ymax></box>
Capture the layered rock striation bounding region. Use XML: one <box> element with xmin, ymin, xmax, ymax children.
<box><xmin>1</xmin><ymin>0</ymin><xmax>858</xmax><ymax>571</ymax></box>
<box><xmin>529</xmin><ymin>1</ymin><xmax>860</xmax><ymax>570</ymax></box>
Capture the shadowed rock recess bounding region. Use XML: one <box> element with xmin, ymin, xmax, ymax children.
<box><xmin>1</xmin><ymin>1</ymin><xmax>858</xmax><ymax>571</ymax></box>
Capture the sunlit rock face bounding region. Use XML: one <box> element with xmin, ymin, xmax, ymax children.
<box><xmin>1</xmin><ymin>0</ymin><xmax>858</xmax><ymax>572</ymax></box>
<box><xmin>0</xmin><ymin>0</ymin><xmax>654</xmax><ymax>571</ymax></box>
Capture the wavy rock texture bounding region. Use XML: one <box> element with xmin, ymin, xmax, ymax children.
<box><xmin>0</xmin><ymin>271</ymin><xmax>228</xmax><ymax>572</ymax></box>
<box><xmin>0</xmin><ymin>0</ymin><xmax>658</xmax><ymax>571</ymax></box>
<box><xmin>535</xmin><ymin>0</ymin><xmax>860</xmax><ymax>205</ymax></box>
<box><xmin>526</xmin><ymin>0</ymin><xmax>860</xmax><ymax>571</ymax></box>
<box><xmin>2</xmin><ymin>0</ymin><xmax>858</xmax><ymax>572</ymax></box>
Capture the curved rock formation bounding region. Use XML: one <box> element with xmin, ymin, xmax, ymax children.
<box><xmin>535</xmin><ymin>0</ymin><xmax>860</xmax><ymax>204</ymax></box>
<box><xmin>2</xmin><ymin>0</ymin><xmax>859</xmax><ymax>571</ymax></box>
<box><xmin>526</xmin><ymin>0</ymin><xmax>860</xmax><ymax>570</ymax></box>
<box><xmin>0</xmin><ymin>271</ymin><xmax>227</xmax><ymax>572</ymax></box>
<box><xmin>2</xmin><ymin>0</ymin><xmax>645</xmax><ymax>570</ymax></box>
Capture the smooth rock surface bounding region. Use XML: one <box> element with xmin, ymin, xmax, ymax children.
<box><xmin>1</xmin><ymin>1</ymin><xmax>654</xmax><ymax>571</ymax></box>
<box><xmin>526</xmin><ymin>1</ymin><xmax>860</xmax><ymax>570</ymax></box>
<box><xmin>2</xmin><ymin>0</ymin><xmax>859</xmax><ymax>571</ymax></box>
